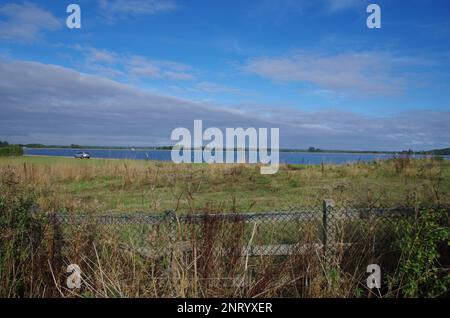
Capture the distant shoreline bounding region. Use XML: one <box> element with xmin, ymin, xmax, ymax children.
<box><xmin>21</xmin><ymin>146</ymin><xmax>419</xmax><ymax>156</ymax></box>
<box><xmin>22</xmin><ymin>154</ymin><xmax>170</xmax><ymax>162</ymax></box>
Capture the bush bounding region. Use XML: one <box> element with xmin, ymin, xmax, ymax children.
<box><xmin>387</xmin><ymin>207</ymin><xmax>450</xmax><ymax>297</ymax></box>
<box><xmin>0</xmin><ymin>169</ymin><xmax>59</xmax><ymax>297</ymax></box>
<box><xmin>0</xmin><ymin>146</ymin><xmax>23</xmax><ymax>157</ymax></box>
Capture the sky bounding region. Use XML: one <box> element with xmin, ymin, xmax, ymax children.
<box><xmin>0</xmin><ymin>0</ymin><xmax>449</xmax><ymax>151</ymax></box>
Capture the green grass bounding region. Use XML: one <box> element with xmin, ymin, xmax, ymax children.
<box><xmin>0</xmin><ymin>156</ymin><xmax>448</xmax><ymax>213</ymax></box>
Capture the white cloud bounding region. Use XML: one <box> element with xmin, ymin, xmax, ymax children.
<box><xmin>126</xmin><ymin>56</ymin><xmax>195</xmax><ymax>81</ymax></box>
<box><xmin>253</xmin><ymin>0</ymin><xmax>366</xmax><ymax>21</ymax></box>
<box><xmin>88</xmin><ymin>48</ymin><xmax>118</xmax><ymax>64</ymax></box>
<box><xmin>326</xmin><ymin>0</ymin><xmax>362</xmax><ymax>12</ymax></box>
<box><xmin>98</xmin><ymin>0</ymin><xmax>179</xmax><ymax>22</ymax></box>
<box><xmin>73</xmin><ymin>45</ymin><xmax>196</xmax><ymax>82</ymax></box>
<box><xmin>195</xmin><ymin>81</ymin><xmax>245</xmax><ymax>95</ymax></box>
<box><xmin>1</xmin><ymin>58</ymin><xmax>449</xmax><ymax>150</ymax></box>
<box><xmin>0</xmin><ymin>2</ymin><xmax>61</xmax><ymax>42</ymax></box>
<box><xmin>243</xmin><ymin>51</ymin><xmax>407</xmax><ymax>95</ymax></box>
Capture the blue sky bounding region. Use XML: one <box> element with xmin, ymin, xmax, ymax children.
<box><xmin>0</xmin><ymin>0</ymin><xmax>449</xmax><ymax>150</ymax></box>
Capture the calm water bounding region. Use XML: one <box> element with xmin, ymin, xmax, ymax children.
<box><xmin>23</xmin><ymin>148</ymin><xmax>448</xmax><ymax>165</ymax></box>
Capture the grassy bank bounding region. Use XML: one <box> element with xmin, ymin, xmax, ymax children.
<box><xmin>0</xmin><ymin>156</ymin><xmax>448</xmax><ymax>213</ymax></box>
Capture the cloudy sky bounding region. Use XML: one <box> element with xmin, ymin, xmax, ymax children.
<box><xmin>0</xmin><ymin>0</ymin><xmax>449</xmax><ymax>150</ymax></box>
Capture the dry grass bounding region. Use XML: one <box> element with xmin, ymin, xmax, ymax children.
<box><xmin>0</xmin><ymin>156</ymin><xmax>448</xmax><ymax>214</ymax></box>
<box><xmin>0</xmin><ymin>156</ymin><xmax>448</xmax><ymax>298</ymax></box>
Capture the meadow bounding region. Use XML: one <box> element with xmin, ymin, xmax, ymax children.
<box><xmin>0</xmin><ymin>155</ymin><xmax>448</xmax><ymax>214</ymax></box>
<box><xmin>0</xmin><ymin>156</ymin><xmax>449</xmax><ymax>298</ymax></box>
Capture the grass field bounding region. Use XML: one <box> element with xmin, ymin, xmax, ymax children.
<box><xmin>1</xmin><ymin>155</ymin><xmax>449</xmax><ymax>297</ymax></box>
<box><xmin>0</xmin><ymin>155</ymin><xmax>448</xmax><ymax>214</ymax></box>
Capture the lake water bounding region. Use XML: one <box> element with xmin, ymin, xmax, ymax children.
<box><xmin>23</xmin><ymin>148</ymin><xmax>448</xmax><ymax>165</ymax></box>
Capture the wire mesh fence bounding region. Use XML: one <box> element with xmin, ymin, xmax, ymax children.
<box><xmin>53</xmin><ymin>200</ymin><xmax>416</xmax><ymax>266</ymax></box>
<box><xmin>43</xmin><ymin>200</ymin><xmax>435</xmax><ymax>296</ymax></box>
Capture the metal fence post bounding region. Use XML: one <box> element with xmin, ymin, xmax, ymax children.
<box><xmin>322</xmin><ymin>199</ymin><xmax>335</xmax><ymax>266</ymax></box>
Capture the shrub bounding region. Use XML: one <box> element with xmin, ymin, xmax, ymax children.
<box><xmin>0</xmin><ymin>169</ymin><xmax>59</xmax><ymax>297</ymax></box>
<box><xmin>0</xmin><ymin>146</ymin><xmax>23</xmax><ymax>157</ymax></box>
<box><xmin>387</xmin><ymin>207</ymin><xmax>450</xmax><ymax>297</ymax></box>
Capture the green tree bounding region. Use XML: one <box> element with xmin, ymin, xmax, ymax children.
<box><xmin>0</xmin><ymin>141</ymin><xmax>9</xmax><ymax>148</ymax></box>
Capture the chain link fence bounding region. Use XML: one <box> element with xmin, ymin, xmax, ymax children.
<box><xmin>53</xmin><ymin>200</ymin><xmax>416</xmax><ymax>269</ymax></box>
<box><xmin>46</xmin><ymin>200</ymin><xmax>444</xmax><ymax>296</ymax></box>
